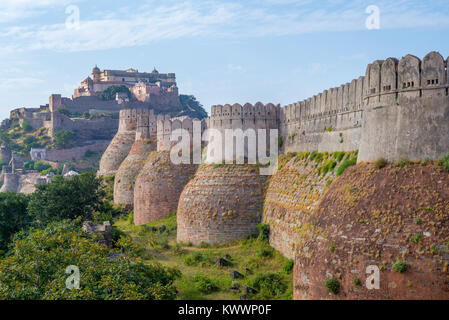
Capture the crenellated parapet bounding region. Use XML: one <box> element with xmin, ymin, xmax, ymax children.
<box><xmin>157</xmin><ymin>116</ymin><xmax>203</xmax><ymax>151</ymax></box>
<box><xmin>363</xmin><ymin>52</ymin><xmax>448</xmax><ymax>105</ymax></box>
<box><xmin>210</xmin><ymin>102</ymin><xmax>280</xmax><ymax>131</ymax></box>
<box><xmin>359</xmin><ymin>51</ymin><xmax>449</xmax><ymax>162</ymax></box>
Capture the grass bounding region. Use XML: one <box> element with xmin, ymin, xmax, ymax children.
<box><xmin>114</xmin><ymin>214</ymin><xmax>292</xmax><ymax>300</ymax></box>
<box><xmin>374</xmin><ymin>158</ymin><xmax>387</xmax><ymax>169</ymax></box>
<box><xmin>325</xmin><ymin>278</ymin><xmax>340</xmax><ymax>294</ymax></box>
<box><xmin>393</xmin><ymin>260</ymin><xmax>407</xmax><ymax>273</ymax></box>
<box><xmin>336</xmin><ymin>157</ymin><xmax>357</xmax><ymax>176</ymax></box>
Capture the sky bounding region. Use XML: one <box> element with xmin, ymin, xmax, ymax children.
<box><xmin>0</xmin><ymin>0</ymin><xmax>448</xmax><ymax>120</ymax></box>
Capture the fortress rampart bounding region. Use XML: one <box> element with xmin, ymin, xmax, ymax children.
<box><xmin>358</xmin><ymin>52</ymin><xmax>449</xmax><ymax>162</ymax></box>
<box><xmin>278</xmin><ymin>51</ymin><xmax>449</xmax><ymax>161</ymax></box>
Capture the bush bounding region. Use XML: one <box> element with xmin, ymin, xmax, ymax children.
<box><xmin>249</xmin><ymin>272</ymin><xmax>287</xmax><ymax>298</ymax></box>
<box><xmin>257</xmin><ymin>224</ymin><xmax>270</xmax><ymax>242</ymax></box>
<box><xmin>256</xmin><ymin>247</ymin><xmax>274</xmax><ymax>258</ymax></box>
<box><xmin>374</xmin><ymin>158</ymin><xmax>387</xmax><ymax>169</ymax></box>
<box><xmin>0</xmin><ymin>221</ymin><xmax>179</xmax><ymax>300</ymax></box>
<box><xmin>283</xmin><ymin>259</ymin><xmax>294</xmax><ymax>274</ymax></box>
<box><xmin>184</xmin><ymin>252</ymin><xmax>215</xmax><ymax>266</ymax></box>
<box><xmin>21</xmin><ymin>122</ymin><xmax>33</xmax><ymax>132</ymax></box>
<box><xmin>0</xmin><ymin>192</ymin><xmax>31</xmax><ymax>253</ymax></box>
<box><xmin>28</xmin><ymin>171</ymin><xmax>104</xmax><ymax>226</ymax></box>
<box><xmin>333</xmin><ymin>151</ymin><xmax>346</xmax><ymax>162</ymax></box>
<box><xmin>336</xmin><ymin>158</ymin><xmax>357</xmax><ymax>176</ymax></box>
<box><xmin>33</xmin><ymin>161</ymin><xmax>52</xmax><ymax>172</ymax></box>
<box><xmin>190</xmin><ymin>273</ymin><xmax>220</xmax><ymax>294</ymax></box>
<box><xmin>325</xmin><ymin>278</ymin><xmax>340</xmax><ymax>294</ymax></box>
<box><xmin>101</xmin><ymin>85</ymin><xmax>131</xmax><ymax>101</ymax></box>
<box><xmin>54</xmin><ymin>130</ymin><xmax>76</xmax><ymax>149</ymax></box>
<box><xmin>439</xmin><ymin>153</ymin><xmax>449</xmax><ymax>172</ymax></box>
<box><xmin>393</xmin><ymin>260</ymin><xmax>407</xmax><ymax>273</ymax></box>
<box><xmin>23</xmin><ymin>160</ymin><xmax>35</xmax><ymax>170</ymax></box>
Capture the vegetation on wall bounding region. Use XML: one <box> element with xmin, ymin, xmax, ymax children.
<box><xmin>178</xmin><ymin>95</ymin><xmax>208</xmax><ymax>119</ymax></box>
<box><xmin>54</xmin><ymin>130</ymin><xmax>76</xmax><ymax>149</ymax></box>
<box><xmin>101</xmin><ymin>85</ymin><xmax>131</xmax><ymax>101</ymax></box>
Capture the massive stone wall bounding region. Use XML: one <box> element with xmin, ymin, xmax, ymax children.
<box><xmin>98</xmin><ymin>109</ymin><xmax>144</xmax><ymax>176</ymax></box>
<box><xmin>177</xmin><ymin>164</ymin><xmax>266</xmax><ymax>245</ymax></box>
<box><xmin>358</xmin><ymin>52</ymin><xmax>449</xmax><ymax>162</ymax></box>
<box><xmin>293</xmin><ymin>163</ymin><xmax>449</xmax><ymax>300</ymax></box>
<box><xmin>279</xmin><ymin>77</ymin><xmax>364</xmax><ymax>154</ymax></box>
<box><xmin>133</xmin><ymin>150</ymin><xmax>198</xmax><ymax>225</ymax></box>
<box><xmin>114</xmin><ymin>111</ymin><xmax>157</xmax><ymax>208</ymax></box>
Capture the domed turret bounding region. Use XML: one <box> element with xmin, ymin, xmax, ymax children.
<box><xmin>92</xmin><ymin>65</ymin><xmax>101</xmax><ymax>81</ymax></box>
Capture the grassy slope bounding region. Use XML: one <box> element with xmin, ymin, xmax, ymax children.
<box><xmin>115</xmin><ymin>214</ymin><xmax>292</xmax><ymax>300</ymax></box>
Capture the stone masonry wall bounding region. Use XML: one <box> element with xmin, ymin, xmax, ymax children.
<box><xmin>177</xmin><ymin>164</ymin><xmax>267</xmax><ymax>245</ymax></box>
<box><xmin>133</xmin><ymin>151</ymin><xmax>198</xmax><ymax>225</ymax></box>
<box><xmin>293</xmin><ymin>163</ymin><xmax>449</xmax><ymax>300</ymax></box>
<box><xmin>114</xmin><ymin>113</ymin><xmax>157</xmax><ymax>208</ymax></box>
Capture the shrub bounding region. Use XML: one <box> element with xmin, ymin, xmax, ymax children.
<box><xmin>21</xmin><ymin>122</ymin><xmax>33</xmax><ymax>132</ymax></box>
<box><xmin>101</xmin><ymin>85</ymin><xmax>131</xmax><ymax>101</ymax></box>
<box><xmin>23</xmin><ymin>160</ymin><xmax>35</xmax><ymax>170</ymax></box>
<box><xmin>0</xmin><ymin>221</ymin><xmax>179</xmax><ymax>300</ymax></box>
<box><xmin>353</xmin><ymin>277</ymin><xmax>362</xmax><ymax>286</ymax></box>
<box><xmin>56</xmin><ymin>108</ymin><xmax>71</xmax><ymax>117</ymax></box>
<box><xmin>190</xmin><ymin>273</ymin><xmax>220</xmax><ymax>294</ymax></box>
<box><xmin>438</xmin><ymin>153</ymin><xmax>449</xmax><ymax>172</ymax></box>
<box><xmin>256</xmin><ymin>247</ymin><xmax>274</xmax><ymax>258</ymax></box>
<box><xmin>28</xmin><ymin>171</ymin><xmax>104</xmax><ymax>226</ymax></box>
<box><xmin>411</xmin><ymin>234</ymin><xmax>422</xmax><ymax>244</ymax></box>
<box><xmin>54</xmin><ymin>130</ymin><xmax>76</xmax><ymax>149</ymax></box>
<box><xmin>0</xmin><ymin>192</ymin><xmax>31</xmax><ymax>253</ymax></box>
<box><xmin>333</xmin><ymin>151</ymin><xmax>346</xmax><ymax>162</ymax></box>
<box><xmin>393</xmin><ymin>260</ymin><xmax>407</xmax><ymax>273</ymax></box>
<box><xmin>325</xmin><ymin>278</ymin><xmax>340</xmax><ymax>294</ymax></box>
<box><xmin>336</xmin><ymin>158</ymin><xmax>357</xmax><ymax>176</ymax></box>
<box><xmin>184</xmin><ymin>252</ymin><xmax>214</xmax><ymax>266</ymax></box>
<box><xmin>249</xmin><ymin>272</ymin><xmax>287</xmax><ymax>298</ymax></box>
<box><xmin>33</xmin><ymin>161</ymin><xmax>51</xmax><ymax>172</ymax></box>
<box><xmin>283</xmin><ymin>259</ymin><xmax>294</xmax><ymax>274</ymax></box>
<box><xmin>319</xmin><ymin>159</ymin><xmax>337</xmax><ymax>175</ymax></box>
<box><xmin>256</xmin><ymin>224</ymin><xmax>270</xmax><ymax>242</ymax></box>
<box><xmin>374</xmin><ymin>158</ymin><xmax>387</xmax><ymax>169</ymax></box>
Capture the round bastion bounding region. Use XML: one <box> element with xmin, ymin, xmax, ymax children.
<box><xmin>113</xmin><ymin>138</ymin><xmax>156</xmax><ymax>208</ymax></box>
<box><xmin>133</xmin><ymin>151</ymin><xmax>198</xmax><ymax>225</ymax></box>
<box><xmin>177</xmin><ymin>164</ymin><xmax>267</xmax><ymax>245</ymax></box>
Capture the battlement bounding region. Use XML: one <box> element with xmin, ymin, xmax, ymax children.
<box><xmin>363</xmin><ymin>52</ymin><xmax>449</xmax><ymax>106</ymax></box>
<box><xmin>157</xmin><ymin>116</ymin><xmax>203</xmax><ymax>151</ymax></box>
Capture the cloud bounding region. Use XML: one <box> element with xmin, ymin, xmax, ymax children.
<box><xmin>0</xmin><ymin>0</ymin><xmax>80</xmax><ymax>23</ymax></box>
<box><xmin>227</xmin><ymin>64</ymin><xmax>245</xmax><ymax>72</ymax></box>
<box><xmin>1</xmin><ymin>0</ymin><xmax>448</xmax><ymax>52</ymax></box>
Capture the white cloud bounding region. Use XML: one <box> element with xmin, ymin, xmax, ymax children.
<box><xmin>0</xmin><ymin>0</ymin><xmax>80</xmax><ymax>23</ymax></box>
<box><xmin>0</xmin><ymin>0</ymin><xmax>448</xmax><ymax>52</ymax></box>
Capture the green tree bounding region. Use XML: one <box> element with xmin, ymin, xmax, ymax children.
<box><xmin>54</xmin><ymin>130</ymin><xmax>76</xmax><ymax>149</ymax></box>
<box><xmin>21</xmin><ymin>122</ymin><xmax>33</xmax><ymax>132</ymax></box>
<box><xmin>56</xmin><ymin>108</ymin><xmax>72</xmax><ymax>117</ymax></box>
<box><xmin>178</xmin><ymin>95</ymin><xmax>208</xmax><ymax>119</ymax></box>
<box><xmin>33</xmin><ymin>161</ymin><xmax>52</xmax><ymax>172</ymax></box>
<box><xmin>0</xmin><ymin>220</ymin><xmax>179</xmax><ymax>300</ymax></box>
<box><xmin>28</xmin><ymin>171</ymin><xmax>104</xmax><ymax>226</ymax></box>
<box><xmin>0</xmin><ymin>192</ymin><xmax>31</xmax><ymax>254</ymax></box>
<box><xmin>101</xmin><ymin>85</ymin><xmax>131</xmax><ymax>101</ymax></box>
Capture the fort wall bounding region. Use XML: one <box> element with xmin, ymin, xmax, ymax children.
<box><xmin>114</xmin><ymin>110</ymin><xmax>157</xmax><ymax>207</ymax></box>
<box><xmin>358</xmin><ymin>52</ymin><xmax>449</xmax><ymax>162</ymax></box>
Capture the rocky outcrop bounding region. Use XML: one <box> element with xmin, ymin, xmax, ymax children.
<box><xmin>177</xmin><ymin>164</ymin><xmax>266</xmax><ymax>245</ymax></box>
<box><xmin>133</xmin><ymin>151</ymin><xmax>198</xmax><ymax>225</ymax></box>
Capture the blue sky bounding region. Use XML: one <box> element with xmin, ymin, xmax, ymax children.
<box><xmin>0</xmin><ymin>0</ymin><xmax>448</xmax><ymax>120</ymax></box>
